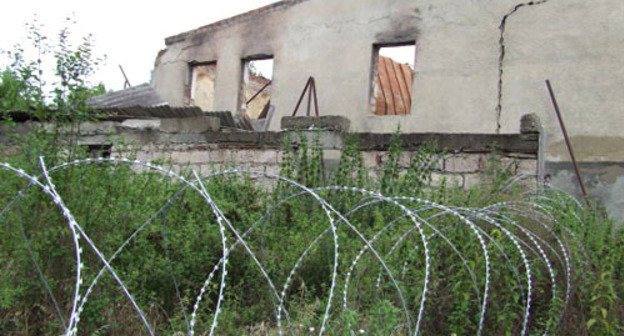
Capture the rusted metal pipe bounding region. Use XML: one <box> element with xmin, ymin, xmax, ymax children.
<box><xmin>306</xmin><ymin>78</ymin><xmax>313</xmax><ymax>116</ymax></box>
<box><xmin>246</xmin><ymin>80</ymin><xmax>272</xmax><ymax>105</ymax></box>
<box><xmin>292</xmin><ymin>77</ymin><xmax>313</xmax><ymax>116</ymax></box>
<box><xmin>292</xmin><ymin>77</ymin><xmax>320</xmax><ymax>117</ymax></box>
<box><xmin>545</xmin><ymin>79</ymin><xmax>588</xmax><ymax>197</ymax></box>
<box><xmin>311</xmin><ymin>78</ymin><xmax>320</xmax><ymax>117</ymax></box>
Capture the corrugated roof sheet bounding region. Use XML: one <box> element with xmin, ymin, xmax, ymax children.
<box><xmin>100</xmin><ymin>106</ymin><xmax>204</xmax><ymax>121</ymax></box>
<box><xmin>89</xmin><ymin>83</ymin><xmax>168</xmax><ymax>109</ymax></box>
<box><xmin>374</xmin><ymin>56</ymin><xmax>414</xmax><ymax>116</ymax></box>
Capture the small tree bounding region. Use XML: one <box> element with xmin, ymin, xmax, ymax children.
<box><xmin>0</xmin><ymin>16</ymin><xmax>105</xmax><ymax>121</ymax></box>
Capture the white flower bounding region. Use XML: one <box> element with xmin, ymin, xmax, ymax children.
<box><xmin>309</xmin><ymin>326</ymin><xmax>315</xmax><ymax>332</ymax></box>
<box><xmin>359</xmin><ymin>329</ymin><xmax>365</xmax><ymax>334</ymax></box>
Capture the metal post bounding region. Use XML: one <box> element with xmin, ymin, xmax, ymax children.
<box><xmin>246</xmin><ymin>80</ymin><xmax>272</xmax><ymax>105</ymax></box>
<box><xmin>291</xmin><ymin>77</ymin><xmax>313</xmax><ymax>116</ymax></box>
<box><xmin>311</xmin><ymin>78</ymin><xmax>320</xmax><ymax>117</ymax></box>
<box><xmin>545</xmin><ymin>79</ymin><xmax>588</xmax><ymax>197</ymax></box>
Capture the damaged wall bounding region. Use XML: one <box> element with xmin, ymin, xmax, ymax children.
<box><xmin>1</xmin><ymin>119</ymin><xmax>539</xmax><ymax>191</ymax></box>
<box><xmin>153</xmin><ymin>0</ymin><xmax>622</xmax><ymax>134</ymax></box>
<box><xmin>151</xmin><ymin>0</ymin><xmax>624</xmax><ymax>218</ymax></box>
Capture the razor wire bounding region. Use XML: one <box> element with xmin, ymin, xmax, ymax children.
<box><xmin>0</xmin><ymin>157</ymin><xmax>578</xmax><ymax>335</ymax></box>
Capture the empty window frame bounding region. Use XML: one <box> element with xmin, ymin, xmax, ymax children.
<box><xmin>240</xmin><ymin>57</ymin><xmax>273</xmax><ymax>120</ymax></box>
<box><xmin>190</xmin><ymin>62</ymin><xmax>217</xmax><ymax>111</ymax></box>
<box><xmin>371</xmin><ymin>44</ymin><xmax>416</xmax><ymax>115</ymax></box>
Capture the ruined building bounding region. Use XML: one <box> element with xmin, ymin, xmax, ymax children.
<box><xmin>4</xmin><ymin>0</ymin><xmax>621</xmax><ymax>219</ymax></box>
<box><xmin>148</xmin><ymin>0</ymin><xmax>624</xmax><ymax>219</ymax></box>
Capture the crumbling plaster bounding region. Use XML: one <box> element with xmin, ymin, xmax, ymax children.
<box><xmin>151</xmin><ymin>0</ymin><xmax>624</xmax><ymax>219</ymax></box>
<box><xmin>154</xmin><ymin>0</ymin><xmax>622</xmax><ymax>141</ymax></box>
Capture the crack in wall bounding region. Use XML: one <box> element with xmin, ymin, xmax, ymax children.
<box><xmin>496</xmin><ymin>0</ymin><xmax>551</xmax><ymax>133</ymax></box>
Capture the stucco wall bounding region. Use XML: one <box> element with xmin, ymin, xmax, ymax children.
<box><xmin>151</xmin><ymin>0</ymin><xmax>623</xmax><ymax>217</ymax></box>
<box><xmin>153</xmin><ymin>0</ymin><xmax>623</xmax><ymax>151</ymax></box>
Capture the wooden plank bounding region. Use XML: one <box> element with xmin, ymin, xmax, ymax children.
<box><xmin>393</xmin><ymin>61</ymin><xmax>411</xmax><ymax>114</ymax></box>
<box><xmin>383</xmin><ymin>56</ymin><xmax>405</xmax><ymax>115</ymax></box>
<box><xmin>374</xmin><ymin>75</ymin><xmax>387</xmax><ymax>115</ymax></box>
<box><xmin>377</xmin><ymin>57</ymin><xmax>395</xmax><ymax>115</ymax></box>
<box><xmin>401</xmin><ymin>64</ymin><xmax>414</xmax><ymax>98</ymax></box>
<box><xmin>398</xmin><ymin>64</ymin><xmax>413</xmax><ymax>112</ymax></box>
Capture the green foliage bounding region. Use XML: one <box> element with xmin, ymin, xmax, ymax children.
<box><xmin>0</xmin><ymin>68</ymin><xmax>38</xmax><ymax>112</ymax></box>
<box><xmin>0</xmin><ymin>16</ymin><xmax>105</xmax><ymax>121</ymax></box>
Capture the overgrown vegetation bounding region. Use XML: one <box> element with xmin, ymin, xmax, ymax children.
<box><xmin>1</xmin><ymin>18</ymin><xmax>623</xmax><ymax>336</ymax></box>
<box><xmin>1</xmin><ymin>131</ymin><xmax>623</xmax><ymax>335</ymax></box>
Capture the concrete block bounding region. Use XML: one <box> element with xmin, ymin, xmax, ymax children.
<box><xmin>210</xmin><ymin>149</ymin><xmax>233</xmax><ymax>162</ymax></box>
<box><xmin>78</xmin><ymin>121</ymin><xmax>118</xmax><ymax>135</ymax></box>
<box><xmin>444</xmin><ymin>154</ymin><xmax>485</xmax><ymax>173</ymax></box>
<box><xmin>120</xmin><ymin>119</ymin><xmax>161</xmax><ymax>131</ymax></box>
<box><xmin>281</xmin><ymin>116</ymin><xmax>350</xmax><ymax>132</ymax></box>
<box><xmin>233</xmin><ymin>149</ymin><xmax>258</xmax><ymax>163</ymax></box>
<box><xmin>463</xmin><ymin>173</ymin><xmax>482</xmax><ymax>188</ymax></box>
<box><xmin>520</xmin><ymin>114</ymin><xmax>541</xmax><ymax>134</ymax></box>
<box><xmin>160</xmin><ymin>116</ymin><xmax>220</xmax><ymax>133</ymax></box>
<box><xmin>170</xmin><ymin>151</ymin><xmax>193</xmax><ymax>163</ymax></box>
<box><xmin>189</xmin><ymin>151</ymin><xmax>211</xmax><ymax>163</ymax></box>
<box><xmin>148</xmin><ymin>151</ymin><xmax>172</xmax><ymax>161</ymax></box>
<box><xmin>362</xmin><ymin>151</ymin><xmax>383</xmax><ymax>168</ymax></box>
<box><xmin>431</xmin><ymin>173</ymin><xmax>463</xmax><ymax>187</ymax></box>
<box><xmin>399</xmin><ymin>152</ymin><xmax>412</xmax><ymax>168</ymax></box>
<box><xmin>517</xmin><ymin>159</ymin><xmax>538</xmax><ymax>175</ymax></box>
<box><xmin>135</xmin><ymin>151</ymin><xmax>153</xmax><ymax>162</ymax></box>
<box><xmin>265</xmin><ymin>164</ymin><xmax>281</xmax><ymax>176</ymax></box>
<box><xmin>252</xmin><ymin>150</ymin><xmax>278</xmax><ymax>164</ymax></box>
<box><xmin>323</xmin><ymin>149</ymin><xmax>342</xmax><ymax>171</ymax></box>
<box><xmin>199</xmin><ymin>164</ymin><xmax>214</xmax><ymax>176</ymax></box>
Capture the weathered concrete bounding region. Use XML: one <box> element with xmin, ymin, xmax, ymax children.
<box><xmin>120</xmin><ymin>119</ymin><xmax>161</xmax><ymax>131</ymax></box>
<box><xmin>520</xmin><ymin>114</ymin><xmax>541</xmax><ymax>134</ymax></box>
<box><xmin>281</xmin><ymin>116</ymin><xmax>350</xmax><ymax>132</ymax></box>
<box><xmin>159</xmin><ymin>116</ymin><xmax>220</xmax><ymax>133</ymax></box>
<box><xmin>547</xmin><ymin>162</ymin><xmax>624</xmax><ymax>224</ymax></box>
<box><xmin>150</xmin><ymin>0</ymin><xmax>624</xmax><ymax>220</ymax></box>
<box><xmin>153</xmin><ymin>0</ymin><xmax>623</xmax><ymax>139</ymax></box>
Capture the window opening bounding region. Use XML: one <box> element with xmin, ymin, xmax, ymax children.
<box><xmin>240</xmin><ymin>58</ymin><xmax>273</xmax><ymax>120</ymax></box>
<box><xmin>371</xmin><ymin>44</ymin><xmax>415</xmax><ymax>115</ymax></box>
<box><xmin>190</xmin><ymin>62</ymin><xmax>217</xmax><ymax>111</ymax></box>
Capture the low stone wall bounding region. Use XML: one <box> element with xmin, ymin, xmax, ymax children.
<box><xmin>3</xmin><ymin>119</ymin><xmax>539</xmax><ymax>188</ymax></box>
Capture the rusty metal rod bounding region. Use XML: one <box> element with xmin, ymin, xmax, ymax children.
<box><xmin>306</xmin><ymin>78</ymin><xmax>313</xmax><ymax>116</ymax></box>
<box><xmin>246</xmin><ymin>80</ymin><xmax>272</xmax><ymax>105</ymax></box>
<box><xmin>311</xmin><ymin>77</ymin><xmax>320</xmax><ymax>117</ymax></box>
<box><xmin>292</xmin><ymin>77</ymin><xmax>313</xmax><ymax>116</ymax></box>
<box><xmin>545</xmin><ymin>79</ymin><xmax>588</xmax><ymax>197</ymax></box>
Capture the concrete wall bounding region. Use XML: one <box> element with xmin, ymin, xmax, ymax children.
<box><xmin>2</xmin><ymin>119</ymin><xmax>539</xmax><ymax>190</ymax></box>
<box><xmin>153</xmin><ymin>0</ymin><xmax>623</xmax><ymax>136</ymax></box>
<box><xmin>151</xmin><ymin>0</ymin><xmax>624</xmax><ymax>219</ymax></box>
